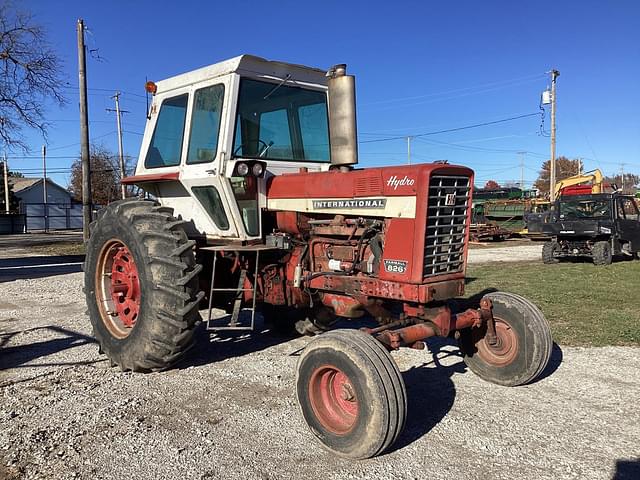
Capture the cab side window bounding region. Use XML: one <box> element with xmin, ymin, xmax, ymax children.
<box><xmin>187</xmin><ymin>84</ymin><xmax>225</xmax><ymax>164</ymax></box>
<box><xmin>145</xmin><ymin>94</ymin><xmax>189</xmax><ymax>168</ymax></box>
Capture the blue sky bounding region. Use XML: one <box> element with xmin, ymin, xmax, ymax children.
<box><xmin>13</xmin><ymin>0</ymin><xmax>640</xmax><ymax>188</ymax></box>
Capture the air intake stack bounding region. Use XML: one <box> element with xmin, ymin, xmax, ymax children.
<box><xmin>327</xmin><ymin>64</ymin><xmax>358</xmax><ymax>168</ymax></box>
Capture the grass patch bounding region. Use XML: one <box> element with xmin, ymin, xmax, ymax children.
<box><xmin>465</xmin><ymin>260</ymin><xmax>640</xmax><ymax>346</ymax></box>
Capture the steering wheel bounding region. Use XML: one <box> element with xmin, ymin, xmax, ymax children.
<box><xmin>233</xmin><ymin>140</ymin><xmax>271</xmax><ymax>157</ymax></box>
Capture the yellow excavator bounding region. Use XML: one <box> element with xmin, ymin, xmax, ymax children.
<box><xmin>554</xmin><ymin>169</ymin><xmax>611</xmax><ymax>196</ymax></box>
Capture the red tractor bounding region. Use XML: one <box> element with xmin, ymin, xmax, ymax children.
<box><xmin>84</xmin><ymin>56</ymin><xmax>552</xmax><ymax>459</ymax></box>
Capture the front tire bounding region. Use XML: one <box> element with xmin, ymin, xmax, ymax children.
<box><xmin>296</xmin><ymin>329</ymin><xmax>407</xmax><ymax>459</ymax></box>
<box><xmin>542</xmin><ymin>241</ymin><xmax>560</xmax><ymax>264</ymax></box>
<box><xmin>459</xmin><ymin>292</ymin><xmax>552</xmax><ymax>386</ymax></box>
<box><xmin>592</xmin><ymin>240</ymin><xmax>612</xmax><ymax>265</ymax></box>
<box><xmin>84</xmin><ymin>199</ymin><xmax>203</xmax><ymax>372</ymax></box>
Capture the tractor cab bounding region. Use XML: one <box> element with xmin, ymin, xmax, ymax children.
<box><xmin>124</xmin><ymin>55</ymin><xmax>336</xmax><ymax>241</ymax></box>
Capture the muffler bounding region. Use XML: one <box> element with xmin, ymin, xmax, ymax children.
<box><xmin>326</xmin><ymin>64</ymin><xmax>358</xmax><ymax>168</ymax></box>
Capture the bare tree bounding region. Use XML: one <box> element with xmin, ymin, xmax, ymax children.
<box><xmin>604</xmin><ymin>173</ymin><xmax>640</xmax><ymax>194</ymax></box>
<box><xmin>69</xmin><ymin>145</ymin><xmax>122</xmax><ymax>206</ymax></box>
<box><xmin>534</xmin><ymin>156</ymin><xmax>582</xmax><ymax>194</ymax></box>
<box><xmin>0</xmin><ymin>2</ymin><xmax>65</xmax><ymax>150</ymax></box>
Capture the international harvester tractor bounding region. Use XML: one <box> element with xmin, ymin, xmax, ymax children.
<box><xmin>85</xmin><ymin>55</ymin><xmax>553</xmax><ymax>459</ymax></box>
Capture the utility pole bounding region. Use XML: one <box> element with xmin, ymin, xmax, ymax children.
<box><xmin>620</xmin><ymin>163</ymin><xmax>626</xmax><ymax>192</ymax></box>
<box><xmin>549</xmin><ymin>69</ymin><xmax>560</xmax><ymax>202</ymax></box>
<box><xmin>77</xmin><ymin>18</ymin><xmax>92</xmax><ymax>241</ymax></box>
<box><xmin>517</xmin><ymin>151</ymin><xmax>526</xmax><ymax>189</ymax></box>
<box><xmin>407</xmin><ymin>136</ymin><xmax>412</xmax><ymax>165</ymax></box>
<box><xmin>42</xmin><ymin>145</ymin><xmax>47</xmax><ymax>204</ymax></box>
<box><xmin>107</xmin><ymin>92</ymin><xmax>129</xmax><ymax>199</ymax></box>
<box><xmin>3</xmin><ymin>154</ymin><xmax>9</xmax><ymax>214</ymax></box>
<box><xmin>42</xmin><ymin>145</ymin><xmax>48</xmax><ymax>231</ymax></box>
<box><xmin>577</xmin><ymin>157</ymin><xmax>583</xmax><ymax>175</ymax></box>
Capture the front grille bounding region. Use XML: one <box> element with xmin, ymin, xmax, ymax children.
<box><xmin>423</xmin><ymin>175</ymin><xmax>471</xmax><ymax>277</ymax></box>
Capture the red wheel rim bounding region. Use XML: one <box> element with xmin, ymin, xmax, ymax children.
<box><xmin>308</xmin><ymin>365</ymin><xmax>359</xmax><ymax>435</ymax></box>
<box><xmin>95</xmin><ymin>240</ymin><xmax>141</xmax><ymax>339</ymax></box>
<box><xmin>475</xmin><ymin>318</ymin><xmax>519</xmax><ymax>367</ymax></box>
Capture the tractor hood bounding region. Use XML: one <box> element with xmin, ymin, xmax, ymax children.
<box><xmin>266</xmin><ymin>163</ymin><xmax>474</xmax><ymax>219</ymax></box>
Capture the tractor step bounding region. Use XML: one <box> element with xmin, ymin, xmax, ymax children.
<box><xmin>204</xmin><ymin>246</ymin><xmax>277</xmax><ymax>332</ymax></box>
<box><xmin>206</xmin><ymin>309</ymin><xmax>257</xmax><ymax>331</ymax></box>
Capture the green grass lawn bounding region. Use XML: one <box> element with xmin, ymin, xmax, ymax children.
<box><xmin>465</xmin><ymin>260</ymin><xmax>640</xmax><ymax>346</ymax></box>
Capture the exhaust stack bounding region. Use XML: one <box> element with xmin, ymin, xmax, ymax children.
<box><xmin>327</xmin><ymin>64</ymin><xmax>358</xmax><ymax>168</ymax></box>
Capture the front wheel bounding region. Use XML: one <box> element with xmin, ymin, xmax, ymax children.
<box><xmin>459</xmin><ymin>292</ymin><xmax>552</xmax><ymax>386</ymax></box>
<box><xmin>296</xmin><ymin>329</ymin><xmax>407</xmax><ymax>459</ymax></box>
<box><xmin>542</xmin><ymin>241</ymin><xmax>560</xmax><ymax>264</ymax></box>
<box><xmin>592</xmin><ymin>240</ymin><xmax>612</xmax><ymax>265</ymax></box>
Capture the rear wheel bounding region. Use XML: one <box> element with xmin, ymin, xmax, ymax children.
<box><xmin>85</xmin><ymin>199</ymin><xmax>203</xmax><ymax>372</ymax></box>
<box><xmin>459</xmin><ymin>292</ymin><xmax>552</xmax><ymax>386</ymax></box>
<box><xmin>592</xmin><ymin>240</ymin><xmax>612</xmax><ymax>265</ymax></box>
<box><xmin>542</xmin><ymin>241</ymin><xmax>560</xmax><ymax>264</ymax></box>
<box><xmin>296</xmin><ymin>329</ymin><xmax>406</xmax><ymax>459</ymax></box>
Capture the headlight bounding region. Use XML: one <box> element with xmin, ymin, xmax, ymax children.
<box><xmin>236</xmin><ymin>162</ymin><xmax>249</xmax><ymax>176</ymax></box>
<box><xmin>252</xmin><ymin>163</ymin><xmax>264</xmax><ymax>177</ymax></box>
<box><xmin>600</xmin><ymin>226</ymin><xmax>611</xmax><ymax>234</ymax></box>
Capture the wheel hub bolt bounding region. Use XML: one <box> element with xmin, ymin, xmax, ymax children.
<box><xmin>340</xmin><ymin>383</ymin><xmax>355</xmax><ymax>402</ymax></box>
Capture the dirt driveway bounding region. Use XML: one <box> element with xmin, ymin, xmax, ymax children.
<box><xmin>1</xmin><ymin>268</ymin><xmax>639</xmax><ymax>479</ymax></box>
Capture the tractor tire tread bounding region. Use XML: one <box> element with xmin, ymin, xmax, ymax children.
<box><xmin>176</xmin><ymin>264</ymin><xmax>203</xmax><ymax>286</ymax></box>
<box><xmin>141</xmin><ymin>231</ymin><xmax>179</xmax><ymax>243</ymax></box>
<box><xmin>147</xmin><ymin>255</ymin><xmax>189</xmax><ymax>270</ymax></box>
<box><xmin>85</xmin><ymin>200</ymin><xmax>202</xmax><ymax>373</ymax></box>
<box><xmin>171</xmin><ymin>240</ymin><xmax>197</xmax><ymax>257</ymax></box>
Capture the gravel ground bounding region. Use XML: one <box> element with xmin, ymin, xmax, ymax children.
<box><xmin>467</xmin><ymin>244</ymin><xmax>542</xmax><ymax>264</ymax></box>
<box><xmin>1</xmin><ymin>271</ymin><xmax>639</xmax><ymax>480</ymax></box>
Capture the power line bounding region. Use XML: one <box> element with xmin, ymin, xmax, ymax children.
<box><xmin>360</xmin><ymin>73</ymin><xmax>545</xmax><ymax>108</ymax></box>
<box><xmin>359</xmin><ymin>113</ymin><xmax>541</xmax><ymax>144</ymax></box>
<box><xmin>45</xmin><ymin>131</ymin><xmax>117</xmax><ymax>152</ymax></box>
<box><xmin>61</xmin><ymin>85</ymin><xmax>147</xmax><ymax>99</ymax></box>
<box><xmin>413</xmin><ymin>135</ymin><xmax>547</xmax><ymax>158</ymax></box>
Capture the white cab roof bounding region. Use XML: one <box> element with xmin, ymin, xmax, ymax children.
<box><xmin>154</xmin><ymin>55</ymin><xmax>329</xmax><ymax>93</ymax></box>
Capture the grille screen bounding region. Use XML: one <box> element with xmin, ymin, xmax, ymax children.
<box><xmin>424</xmin><ymin>175</ymin><xmax>471</xmax><ymax>277</ymax></box>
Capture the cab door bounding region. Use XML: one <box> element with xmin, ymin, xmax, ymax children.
<box><xmin>616</xmin><ymin>197</ymin><xmax>640</xmax><ymax>251</ymax></box>
<box><xmin>179</xmin><ymin>76</ymin><xmax>242</xmax><ymax>239</ymax></box>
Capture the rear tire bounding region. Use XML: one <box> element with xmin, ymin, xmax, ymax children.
<box><xmin>296</xmin><ymin>329</ymin><xmax>407</xmax><ymax>459</ymax></box>
<box><xmin>592</xmin><ymin>240</ymin><xmax>612</xmax><ymax>265</ymax></box>
<box><xmin>542</xmin><ymin>241</ymin><xmax>560</xmax><ymax>264</ymax></box>
<box><xmin>84</xmin><ymin>199</ymin><xmax>203</xmax><ymax>372</ymax></box>
<box><xmin>459</xmin><ymin>292</ymin><xmax>552</xmax><ymax>386</ymax></box>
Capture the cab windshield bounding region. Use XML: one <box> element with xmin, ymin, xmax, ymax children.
<box><xmin>559</xmin><ymin>198</ymin><xmax>611</xmax><ymax>219</ymax></box>
<box><xmin>233</xmin><ymin>78</ymin><xmax>329</xmax><ymax>162</ymax></box>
